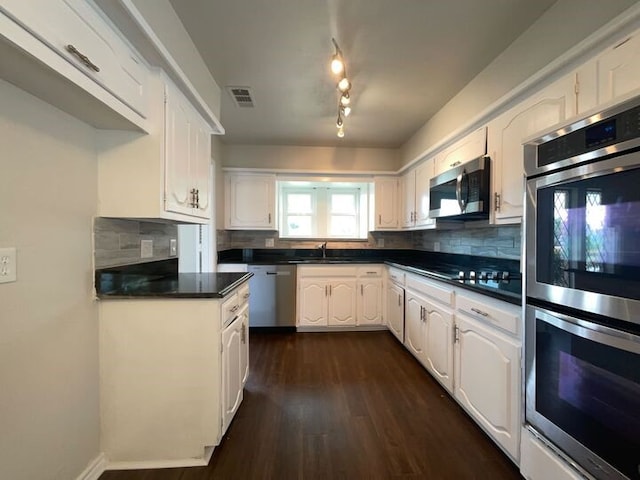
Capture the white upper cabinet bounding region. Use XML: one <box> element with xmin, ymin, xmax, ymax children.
<box><xmin>225</xmin><ymin>173</ymin><xmax>276</xmax><ymax>230</ymax></box>
<box><xmin>594</xmin><ymin>32</ymin><xmax>640</xmax><ymax>106</ymax></box>
<box><xmin>373</xmin><ymin>177</ymin><xmax>399</xmax><ymax>230</ymax></box>
<box><xmin>487</xmin><ymin>74</ymin><xmax>577</xmax><ymax>224</ymax></box>
<box><xmin>0</xmin><ymin>0</ymin><xmax>149</xmax><ymax>129</ymax></box>
<box><xmin>399</xmin><ymin>156</ymin><xmax>435</xmax><ymax>229</ymax></box>
<box><xmin>98</xmin><ymin>72</ymin><xmax>213</xmax><ymax>223</ymax></box>
<box><xmin>434</xmin><ymin>127</ymin><xmax>487</xmax><ymax>177</ymax></box>
<box><xmin>164</xmin><ymin>80</ymin><xmax>212</xmax><ymax>219</ymax></box>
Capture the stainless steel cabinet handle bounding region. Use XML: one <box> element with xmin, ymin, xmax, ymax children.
<box><xmin>494</xmin><ymin>192</ymin><xmax>501</xmax><ymax>212</ymax></box>
<box><xmin>329</xmin><ymin>284</ymin><xmax>332</xmax><ymax>295</ymax></box>
<box><xmin>398</xmin><ymin>294</ymin><xmax>401</xmax><ymax>306</ymax></box>
<box><xmin>471</xmin><ymin>307</ymin><xmax>489</xmax><ymax>317</ymax></box>
<box><xmin>450</xmin><ymin>161</ymin><xmax>461</xmax><ymax>168</ymax></box>
<box><xmin>378</xmin><ymin>214</ymin><xmax>382</xmax><ymax>224</ymax></box>
<box><xmin>268</xmin><ymin>213</ymin><xmax>271</xmax><ymax>223</ymax></box>
<box><xmin>66</xmin><ymin>44</ymin><xmax>100</xmax><ymax>72</ymax></box>
<box><xmin>230</xmin><ymin>305</ymin><xmax>239</xmax><ymax>312</ymax></box>
<box><xmin>360</xmin><ymin>285</ymin><xmax>363</xmax><ymax>295</ymax></box>
<box><xmin>325</xmin><ymin>285</ymin><xmax>328</xmax><ymax>296</ymax></box>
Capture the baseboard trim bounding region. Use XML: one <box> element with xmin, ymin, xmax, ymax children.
<box><xmin>104</xmin><ymin>453</ymin><xmax>211</xmax><ymax>471</ymax></box>
<box><xmin>76</xmin><ymin>453</ymin><xmax>107</xmax><ymax>480</ymax></box>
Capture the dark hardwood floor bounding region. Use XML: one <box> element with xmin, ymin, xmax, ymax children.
<box><xmin>100</xmin><ymin>331</ymin><xmax>522</xmax><ymax>480</ymax></box>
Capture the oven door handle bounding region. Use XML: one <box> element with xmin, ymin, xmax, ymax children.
<box><xmin>456</xmin><ymin>170</ymin><xmax>468</xmax><ymax>213</ymax></box>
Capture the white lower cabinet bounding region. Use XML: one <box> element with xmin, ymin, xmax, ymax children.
<box><xmin>221</xmin><ymin>302</ymin><xmax>249</xmax><ymax>434</ymax></box>
<box><xmin>98</xmin><ymin>280</ymin><xmax>250</xmax><ymax>463</ymax></box>
<box><xmin>386</xmin><ymin>280</ymin><xmax>405</xmax><ymax>342</ymax></box>
<box><xmin>297</xmin><ymin>265</ymin><xmax>383</xmax><ymax>328</ymax></box>
<box><xmin>454</xmin><ymin>312</ymin><xmax>521</xmax><ymax>461</ymax></box>
<box><xmin>404</xmin><ymin>289</ymin><xmax>427</xmax><ymax>360</ymax></box>
<box><xmin>424</xmin><ymin>301</ymin><xmax>454</xmax><ymax>393</ymax></box>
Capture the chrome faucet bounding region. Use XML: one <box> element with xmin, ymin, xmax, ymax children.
<box><xmin>318</xmin><ymin>241</ymin><xmax>327</xmax><ymax>258</ymax></box>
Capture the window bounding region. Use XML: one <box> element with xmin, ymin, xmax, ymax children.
<box><xmin>279</xmin><ymin>181</ymin><xmax>370</xmax><ymax>239</ymax></box>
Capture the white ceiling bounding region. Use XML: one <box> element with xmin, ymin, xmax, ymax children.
<box><xmin>169</xmin><ymin>0</ymin><xmax>556</xmax><ymax>148</ymax></box>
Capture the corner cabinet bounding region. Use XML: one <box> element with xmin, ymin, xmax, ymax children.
<box><xmin>224</xmin><ymin>173</ymin><xmax>276</xmax><ymax>230</ymax></box>
<box><xmin>373</xmin><ymin>177</ymin><xmax>399</xmax><ymax>230</ymax></box>
<box><xmin>98</xmin><ymin>72</ymin><xmax>215</xmax><ymax>223</ymax></box>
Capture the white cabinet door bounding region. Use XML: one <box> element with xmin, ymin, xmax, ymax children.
<box><xmin>454</xmin><ymin>314</ymin><xmax>521</xmax><ymax>460</ymax></box>
<box><xmin>434</xmin><ymin>127</ymin><xmax>487</xmax><ymax>176</ymax></box>
<box><xmin>225</xmin><ymin>173</ymin><xmax>276</xmax><ymax>229</ymax></box>
<box><xmin>328</xmin><ymin>279</ymin><xmax>357</xmax><ymax>326</ymax></box>
<box><xmin>240</xmin><ymin>306</ymin><xmax>249</xmax><ymax>387</ymax></box>
<box><xmin>386</xmin><ymin>282</ymin><xmax>405</xmax><ymax>343</ymax></box>
<box><xmin>221</xmin><ymin>315</ymin><xmax>243</xmax><ymax>434</ymax></box>
<box><xmin>414</xmin><ymin>157</ymin><xmax>435</xmax><ymax>228</ymax></box>
<box><xmin>298</xmin><ymin>278</ymin><xmax>328</xmax><ymax>326</ymax></box>
<box><xmin>374</xmin><ymin>177</ymin><xmax>399</xmax><ymax>230</ymax></box>
<box><xmin>357</xmin><ymin>279</ymin><xmax>383</xmax><ymax>325</ymax></box>
<box><xmin>0</xmin><ymin>0</ymin><xmax>149</xmax><ymax>118</ymax></box>
<box><xmin>404</xmin><ymin>291</ymin><xmax>426</xmax><ymax>362</ymax></box>
<box><xmin>165</xmin><ymin>85</ymin><xmax>193</xmax><ymax>216</ymax></box>
<box><xmin>400</xmin><ymin>169</ymin><xmax>416</xmax><ymax>228</ymax></box>
<box><xmin>424</xmin><ymin>301</ymin><xmax>454</xmax><ymax>393</ymax></box>
<box><xmin>595</xmin><ymin>32</ymin><xmax>640</xmax><ymax>106</ymax></box>
<box><xmin>487</xmin><ymin>75</ymin><xmax>576</xmax><ymax>224</ymax></box>
<box><xmin>191</xmin><ymin>118</ymin><xmax>212</xmax><ymax>219</ymax></box>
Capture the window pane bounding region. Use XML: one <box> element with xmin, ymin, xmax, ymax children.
<box><xmin>331</xmin><ymin>193</ymin><xmax>356</xmax><ymax>214</ymax></box>
<box><xmin>330</xmin><ymin>216</ymin><xmax>357</xmax><ymax>236</ymax></box>
<box><xmin>287</xmin><ymin>193</ymin><xmax>312</xmax><ymax>214</ymax></box>
<box><xmin>287</xmin><ymin>216</ymin><xmax>312</xmax><ymax>236</ymax></box>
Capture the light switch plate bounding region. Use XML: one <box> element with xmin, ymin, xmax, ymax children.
<box><xmin>433</xmin><ymin>241</ymin><xmax>441</xmax><ymax>252</ymax></box>
<box><xmin>265</xmin><ymin>238</ymin><xmax>275</xmax><ymax>247</ymax></box>
<box><xmin>169</xmin><ymin>239</ymin><xmax>177</xmax><ymax>256</ymax></box>
<box><xmin>141</xmin><ymin>239</ymin><xmax>153</xmax><ymax>259</ymax></box>
<box><xmin>0</xmin><ymin>247</ymin><xmax>17</xmax><ymax>283</ymax></box>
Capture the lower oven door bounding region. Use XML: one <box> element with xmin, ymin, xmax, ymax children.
<box><xmin>525</xmin><ymin>304</ymin><xmax>640</xmax><ymax>480</ymax></box>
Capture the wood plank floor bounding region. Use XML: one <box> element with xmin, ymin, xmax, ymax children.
<box><xmin>100</xmin><ymin>331</ymin><xmax>522</xmax><ymax>480</ymax></box>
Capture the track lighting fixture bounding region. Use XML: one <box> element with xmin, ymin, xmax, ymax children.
<box><xmin>330</xmin><ymin>38</ymin><xmax>352</xmax><ymax>138</ymax></box>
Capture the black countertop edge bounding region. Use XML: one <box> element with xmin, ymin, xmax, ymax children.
<box><xmin>95</xmin><ymin>259</ymin><xmax>253</xmax><ymax>298</ymax></box>
<box><xmin>385</xmin><ymin>261</ymin><xmax>521</xmax><ymax>306</ymax></box>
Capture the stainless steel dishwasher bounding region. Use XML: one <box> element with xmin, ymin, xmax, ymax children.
<box><xmin>247</xmin><ymin>265</ymin><xmax>296</xmax><ymax>328</ymax></box>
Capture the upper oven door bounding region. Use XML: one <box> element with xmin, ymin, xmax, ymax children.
<box><xmin>525</xmin><ymin>151</ymin><xmax>640</xmax><ymax>325</ymax></box>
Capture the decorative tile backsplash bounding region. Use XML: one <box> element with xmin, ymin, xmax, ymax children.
<box><xmin>217</xmin><ymin>224</ymin><xmax>522</xmax><ymax>260</ymax></box>
<box><xmin>94</xmin><ymin>218</ymin><xmax>178</xmax><ymax>268</ymax></box>
<box><xmin>413</xmin><ymin>225</ymin><xmax>522</xmax><ymax>259</ymax></box>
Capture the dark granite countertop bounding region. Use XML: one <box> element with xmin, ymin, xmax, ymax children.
<box><xmin>95</xmin><ymin>259</ymin><xmax>253</xmax><ymax>299</ymax></box>
<box><xmin>218</xmin><ymin>248</ymin><xmax>522</xmax><ymax>305</ymax></box>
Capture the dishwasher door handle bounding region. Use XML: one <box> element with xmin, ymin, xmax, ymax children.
<box><xmin>265</xmin><ymin>272</ymin><xmax>278</xmax><ymax>275</ymax></box>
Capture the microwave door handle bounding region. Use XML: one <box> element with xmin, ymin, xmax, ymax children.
<box><xmin>456</xmin><ymin>171</ymin><xmax>467</xmax><ymax>212</ymax></box>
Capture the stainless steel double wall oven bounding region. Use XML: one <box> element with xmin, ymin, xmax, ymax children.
<box><xmin>524</xmin><ymin>95</ymin><xmax>640</xmax><ymax>480</ymax></box>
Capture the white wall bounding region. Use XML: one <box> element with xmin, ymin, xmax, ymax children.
<box><xmin>222</xmin><ymin>144</ymin><xmax>399</xmax><ymax>172</ymax></box>
<box><xmin>0</xmin><ymin>80</ymin><xmax>100</xmax><ymax>480</ymax></box>
<box><xmin>130</xmin><ymin>0</ymin><xmax>222</xmax><ymax>118</ymax></box>
<box><xmin>400</xmin><ymin>0</ymin><xmax>639</xmax><ymax>167</ymax></box>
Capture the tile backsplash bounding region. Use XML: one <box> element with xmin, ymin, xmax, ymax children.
<box><xmin>217</xmin><ymin>224</ymin><xmax>522</xmax><ymax>260</ymax></box>
<box><xmin>413</xmin><ymin>225</ymin><xmax>522</xmax><ymax>259</ymax></box>
<box><xmin>94</xmin><ymin>217</ymin><xmax>178</xmax><ymax>268</ymax></box>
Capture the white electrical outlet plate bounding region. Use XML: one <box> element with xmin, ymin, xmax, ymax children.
<box><xmin>265</xmin><ymin>238</ymin><xmax>275</xmax><ymax>247</ymax></box>
<box><xmin>141</xmin><ymin>239</ymin><xmax>153</xmax><ymax>259</ymax></box>
<box><xmin>170</xmin><ymin>239</ymin><xmax>177</xmax><ymax>256</ymax></box>
<box><xmin>0</xmin><ymin>247</ymin><xmax>17</xmax><ymax>283</ymax></box>
<box><xmin>434</xmin><ymin>241</ymin><xmax>441</xmax><ymax>252</ymax></box>
<box><xmin>376</xmin><ymin>238</ymin><xmax>385</xmax><ymax>248</ymax></box>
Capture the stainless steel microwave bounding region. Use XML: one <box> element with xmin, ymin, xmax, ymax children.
<box><xmin>429</xmin><ymin>155</ymin><xmax>490</xmax><ymax>220</ymax></box>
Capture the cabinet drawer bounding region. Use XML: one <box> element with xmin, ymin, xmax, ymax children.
<box><xmin>298</xmin><ymin>265</ymin><xmax>358</xmax><ymax>277</ymax></box>
<box><xmin>221</xmin><ymin>292</ymin><xmax>239</xmax><ymax>327</ymax></box>
<box><xmin>238</xmin><ymin>284</ymin><xmax>250</xmax><ymax>306</ymax></box>
<box><xmin>387</xmin><ymin>267</ymin><xmax>405</xmax><ymax>286</ymax></box>
<box><xmin>405</xmin><ymin>274</ymin><xmax>454</xmax><ymax>307</ymax></box>
<box><xmin>357</xmin><ymin>265</ymin><xmax>383</xmax><ymax>277</ymax></box>
<box><xmin>456</xmin><ymin>291</ymin><xmax>520</xmax><ymax>336</ymax></box>
<box><xmin>1</xmin><ymin>0</ymin><xmax>149</xmax><ymax>117</ymax></box>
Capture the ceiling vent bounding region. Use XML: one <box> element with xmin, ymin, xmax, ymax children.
<box><xmin>226</xmin><ymin>86</ymin><xmax>255</xmax><ymax>108</ymax></box>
